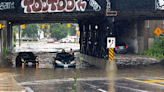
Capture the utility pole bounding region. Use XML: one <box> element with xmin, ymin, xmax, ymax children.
<box><xmin>19</xmin><ymin>26</ymin><xmax>21</xmax><ymax>47</ymax></box>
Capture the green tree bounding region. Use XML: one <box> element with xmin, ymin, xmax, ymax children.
<box><xmin>14</xmin><ymin>23</ymin><xmax>76</xmax><ymax>40</ymax></box>
<box><xmin>49</xmin><ymin>23</ymin><xmax>76</xmax><ymax>40</ymax></box>
<box><xmin>22</xmin><ymin>24</ymin><xmax>38</xmax><ymax>38</ymax></box>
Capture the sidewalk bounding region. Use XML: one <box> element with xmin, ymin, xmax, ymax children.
<box><xmin>0</xmin><ymin>58</ymin><xmax>25</xmax><ymax>92</ymax></box>
<box><xmin>0</xmin><ymin>77</ymin><xmax>25</xmax><ymax>92</ymax></box>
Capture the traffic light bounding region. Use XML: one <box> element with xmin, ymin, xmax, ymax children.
<box><xmin>49</xmin><ymin>33</ymin><xmax>51</xmax><ymax>36</ymax></box>
<box><xmin>42</xmin><ymin>24</ymin><xmax>45</xmax><ymax>29</ymax></box>
<box><xmin>76</xmin><ymin>31</ymin><xmax>80</xmax><ymax>35</ymax></box>
<box><xmin>48</xmin><ymin>25</ymin><xmax>50</xmax><ymax>29</ymax></box>
<box><xmin>21</xmin><ymin>24</ymin><xmax>25</xmax><ymax>29</ymax></box>
<box><xmin>75</xmin><ymin>26</ymin><xmax>77</xmax><ymax>31</ymax></box>
<box><xmin>45</xmin><ymin>33</ymin><xmax>47</xmax><ymax>36</ymax></box>
<box><xmin>0</xmin><ymin>24</ymin><xmax>3</xmax><ymax>29</ymax></box>
<box><xmin>67</xmin><ymin>23</ymin><xmax>71</xmax><ymax>28</ymax></box>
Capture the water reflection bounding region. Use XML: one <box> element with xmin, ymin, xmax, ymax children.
<box><xmin>106</xmin><ymin>70</ymin><xmax>116</xmax><ymax>92</ymax></box>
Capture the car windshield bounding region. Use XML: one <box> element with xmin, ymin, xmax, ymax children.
<box><xmin>56</xmin><ymin>53</ymin><xmax>74</xmax><ymax>60</ymax></box>
<box><xmin>19</xmin><ymin>52</ymin><xmax>35</xmax><ymax>57</ymax></box>
<box><xmin>116</xmin><ymin>42</ymin><xmax>126</xmax><ymax>46</ymax></box>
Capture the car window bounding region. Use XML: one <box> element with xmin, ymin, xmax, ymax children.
<box><xmin>19</xmin><ymin>52</ymin><xmax>35</xmax><ymax>57</ymax></box>
<box><xmin>116</xmin><ymin>42</ymin><xmax>126</xmax><ymax>46</ymax></box>
<box><xmin>56</xmin><ymin>53</ymin><xmax>74</xmax><ymax>60</ymax></box>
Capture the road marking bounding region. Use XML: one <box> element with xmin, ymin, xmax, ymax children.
<box><xmin>125</xmin><ymin>78</ymin><xmax>164</xmax><ymax>87</ymax></box>
<box><xmin>81</xmin><ymin>82</ymin><xmax>108</xmax><ymax>92</ymax></box>
<box><xmin>115</xmin><ymin>85</ymin><xmax>149</xmax><ymax>92</ymax></box>
<box><xmin>97</xmin><ymin>89</ymin><xmax>108</xmax><ymax>92</ymax></box>
<box><xmin>143</xmin><ymin>80</ymin><xmax>164</xmax><ymax>83</ymax></box>
<box><xmin>23</xmin><ymin>87</ymin><xmax>34</xmax><ymax>92</ymax></box>
<box><xmin>19</xmin><ymin>77</ymin><xmax>115</xmax><ymax>85</ymax></box>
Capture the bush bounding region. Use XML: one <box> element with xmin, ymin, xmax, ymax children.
<box><xmin>144</xmin><ymin>36</ymin><xmax>164</xmax><ymax>58</ymax></box>
<box><xmin>3</xmin><ymin>46</ymin><xmax>7</xmax><ymax>57</ymax></box>
<box><xmin>3</xmin><ymin>45</ymin><xmax>10</xmax><ymax>57</ymax></box>
<box><xmin>13</xmin><ymin>43</ymin><xmax>16</xmax><ymax>47</ymax></box>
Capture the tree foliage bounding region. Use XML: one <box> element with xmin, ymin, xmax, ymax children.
<box><xmin>144</xmin><ymin>36</ymin><xmax>164</xmax><ymax>58</ymax></box>
<box><xmin>22</xmin><ymin>24</ymin><xmax>38</xmax><ymax>38</ymax></box>
<box><xmin>14</xmin><ymin>23</ymin><xmax>76</xmax><ymax>40</ymax></box>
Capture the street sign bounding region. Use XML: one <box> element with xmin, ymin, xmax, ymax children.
<box><xmin>76</xmin><ymin>31</ymin><xmax>80</xmax><ymax>35</ymax></box>
<box><xmin>154</xmin><ymin>27</ymin><xmax>163</xmax><ymax>36</ymax></box>
<box><xmin>106</xmin><ymin>11</ymin><xmax>117</xmax><ymax>16</ymax></box>
<box><xmin>107</xmin><ymin>37</ymin><xmax>116</xmax><ymax>48</ymax></box>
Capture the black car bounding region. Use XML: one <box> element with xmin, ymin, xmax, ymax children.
<box><xmin>114</xmin><ymin>42</ymin><xmax>128</xmax><ymax>54</ymax></box>
<box><xmin>53</xmin><ymin>53</ymin><xmax>76</xmax><ymax>68</ymax></box>
<box><xmin>16</xmin><ymin>52</ymin><xmax>39</xmax><ymax>67</ymax></box>
<box><xmin>22</xmin><ymin>37</ymin><xmax>30</xmax><ymax>41</ymax></box>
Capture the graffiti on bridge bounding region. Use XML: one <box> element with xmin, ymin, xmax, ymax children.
<box><xmin>157</xmin><ymin>0</ymin><xmax>164</xmax><ymax>10</ymax></box>
<box><xmin>0</xmin><ymin>2</ymin><xmax>15</xmax><ymax>10</ymax></box>
<box><xmin>89</xmin><ymin>0</ymin><xmax>101</xmax><ymax>11</ymax></box>
<box><xmin>21</xmin><ymin>0</ymin><xmax>87</xmax><ymax>13</ymax></box>
<box><xmin>106</xmin><ymin>0</ymin><xmax>111</xmax><ymax>11</ymax></box>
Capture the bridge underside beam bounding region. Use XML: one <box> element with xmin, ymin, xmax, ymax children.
<box><xmin>79</xmin><ymin>16</ymin><xmax>114</xmax><ymax>59</ymax></box>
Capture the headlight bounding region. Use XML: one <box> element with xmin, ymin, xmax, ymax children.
<box><xmin>21</xmin><ymin>59</ymin><xmax>24</xmax><ymax>62</ymax></box>
<box><xmin>36</xmin><ymin>59</ymin><xmax>38</xmax><ymax>62</ymax></box>
<box><xmin>55</xmin><ymin>60</ymin><xmax>62</xmax><ymax>64</ymax></box>
<box><xmin>70</xmin><ymin>61</ymin><xmax>76</xmax><ymax>64</ymax></box>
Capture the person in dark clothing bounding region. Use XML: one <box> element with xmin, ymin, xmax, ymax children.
<box><xmin>69</xmin><ymin>48</ymin><xmax>74</xmax><ymax>55</ymax></box>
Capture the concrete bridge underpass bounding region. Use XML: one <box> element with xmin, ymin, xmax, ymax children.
<box><xmin>0</xmin><ymin>0</ymin><xmax>163</xmax><ymax>61</ymax></box>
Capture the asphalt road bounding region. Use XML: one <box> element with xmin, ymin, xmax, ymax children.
<box><xmin>1</xmin><ymin>42</ymin><xmax>164</xmax><ymax>92</ymax></box>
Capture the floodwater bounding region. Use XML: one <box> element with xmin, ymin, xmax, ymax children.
<box><xmin>1</xmin><ymin>42</ymin><xmax>164</xmax><ymax>92</ymax></box>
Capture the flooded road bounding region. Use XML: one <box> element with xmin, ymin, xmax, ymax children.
<box><xmin>13</xmin><ymin>42</ymin><xmax>80</xmax><ymax>53</ymax></box>
<box><xmin>1</xmin><ymin>64</ymin><xmax>164</xmax><ymax>92</ymax></box>
<box><xmin>1</xmin><ymin>42</ymin><xmax>164</xmax><ymax>92</ymax></box>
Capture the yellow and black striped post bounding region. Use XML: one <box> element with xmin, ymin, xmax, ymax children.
<box><xmin>108</xmin><ymin>48</ymin><xmax>114</xmax><ymax>61</ymax></box>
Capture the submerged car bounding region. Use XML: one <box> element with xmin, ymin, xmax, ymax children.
<box><xmin>53</xmin><ymin>53</ymin><xmax>76</xmax><ymax>68</ymax></box>
<box><xmin>114</xmin><ymin>42</ymin><xmax>128</xmax><ymax>54</ymax></box>
<box><xmin>15</xmin><ymin>52</ymin><xmax>39</xmax><ymax>67</ymax></box>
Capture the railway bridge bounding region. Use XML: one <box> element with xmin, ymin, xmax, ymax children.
<box><xmin>0</xmin><ymin>0</ymin><xmax>163</xmax><ymax>61</ymax></box>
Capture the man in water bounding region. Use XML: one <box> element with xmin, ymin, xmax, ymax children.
<box><xmin>69</xmin><ymin>48</ymin><xmax>74</xmax><ymax>55</ymax></box>
<box><xmin>61</xmin><ymin>49</ymin><xmax>66</xmax><ymax>53</ymax></box>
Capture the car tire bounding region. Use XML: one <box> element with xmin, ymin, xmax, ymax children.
<box><xmin>24</xmin><ymin>62</ymin><xmax>28</xmax><ymax>66</ymax></box>
<box><xmin>16</xmin><ymin>56</ymin><xmax>22</xmax><ymax>67</ymax></box>
<box><xmin>54</xmin><ymin>63</ymin><xmax>59</xmax><ymax>68</ymax></box>
<box><xmin>72</xmin><ymin>65</ymin><xmax>76</xmax><ymax>68</ymax></box>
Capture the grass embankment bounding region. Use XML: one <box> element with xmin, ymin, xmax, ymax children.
<box><xmin>144</xmin><ymin>36</ymin><xmax>164</xmax><ymax>60</ymax></box>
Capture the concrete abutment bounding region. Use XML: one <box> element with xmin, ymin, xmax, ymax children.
<box><xmin>0</xmin><ymin>20</ymin><xmax>13</xmax><ymax>56</ymax></box>
<box><xmin>116</xmin><ymin>20</ymin><xmax>162</xmax><ymax>54</ymax></box>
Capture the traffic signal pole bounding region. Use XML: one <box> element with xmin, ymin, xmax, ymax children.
<box><xmin>19</xmin><ymin>25</ymin><xmax>21</xmax><ymax>47</ymax></box>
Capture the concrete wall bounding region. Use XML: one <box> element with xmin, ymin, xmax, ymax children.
<box><xmin>137</xmin><ymin>20</ymin><xmax>162</xmax><ymax>53</ymax></box>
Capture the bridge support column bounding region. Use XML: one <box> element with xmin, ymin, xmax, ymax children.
<box><xmin>79</xmin><ymin>16</ymin><xmax>115</xmax><ymax>59</ymax></box>
<box><xmin>0</xmin><ymin>20</ymin><xmax>7</xmax><ymax>56</ymax></box>
<box><xmin>7</xmin><ymin>22</ymin><xmax>13</xmax><ymax>51</ymax></box>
